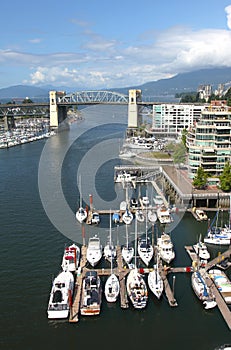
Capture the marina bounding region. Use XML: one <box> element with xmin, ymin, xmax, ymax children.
<box><xmin>2</xmin><ymin>104</ymin><xmax>231</xmax><ymax>350</ymax></box>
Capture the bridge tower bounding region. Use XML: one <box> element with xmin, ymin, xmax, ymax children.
<box><xmin>49</xmin><ymin>91</ymin><xmax>67</xmax><ymax>128</ymax></box>
<box><xmin>128</xmin><ymin>89</ymin><xmax>142</xmax><ymax>129</ymax></box>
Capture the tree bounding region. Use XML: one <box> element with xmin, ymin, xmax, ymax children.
<box><xmin>193</xmin><ymin>166</ymin><xmax>208</xmax><ymax>189</ymax></box>
<box><xmin>173</xmin><ymin>143</ymin><xmax>187</xmax><ymax>166</ymax></box>
<box><xmin>219</xmin><ymin>161</ymin><xmax>231</xmax><ymax>192</ymax></box>
<box><xmin>181</xmin><ymin>129</ymin><xmax>188</xmax><ymax>148</ymax></box>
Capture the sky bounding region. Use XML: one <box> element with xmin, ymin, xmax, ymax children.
<box><xmin>1</xmin><ymin>0</ymin><xmax>231</xmax><ymax>90</ymax></box>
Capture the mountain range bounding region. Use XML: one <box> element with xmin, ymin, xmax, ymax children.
<box><xmin>1</xmin><ymin>67</ymin><xmax>231</xmax><ymax>100</ymax></box>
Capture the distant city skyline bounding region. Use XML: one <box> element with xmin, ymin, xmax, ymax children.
<box><xmin>1</xmin><ymin>0</ymin><xmax>231</xmax><ymax>89</ymax></box>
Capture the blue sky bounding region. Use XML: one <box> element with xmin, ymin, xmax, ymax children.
<box><xmin>1</xmin><ymin>0</ymin><xmax>231</xmax><ymax>89</ymax></box>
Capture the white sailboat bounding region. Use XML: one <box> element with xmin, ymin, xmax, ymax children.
<box><xmin>122</xmin><ymin>206</ymin><xmax>133</xmax><ymax>225</ymax></box>
<box><xmin>104</xmin><ymin>211</ymin><xmax>117</xmax><ymax>262</ymax></box>
<box><xmin>75</xmin><ymin>175</ymin><xmax>87</xmax><ymax>223</ymax></box>
<box><xmin>204</xmin><ymin>205</ymin><xmax>231</xmax><ymax>245</ymax></box>
<box><xmin>193</xmin><ymin>234</ymin><xmax>210</xmax><ymax>261</ymax></box>
<box><xmin>137</xmin><ymin>214</ymin><xmax>154</xmax><ymax>266</ymax></box>
<box><xmin>191</xmin><ymin>269</ymin><xmax>217</xmax><ymax>309</ymax></box>
<box><xmin>136</xmin><ymin>209</ymin><xmax>145</xmax><ymax>223</ymax></box>
<box><xmin>86</xmin><ymin>234</ymin><xmax>103</xmax><ymax>267</ymax></box>
<box><xmin>148</xmin><ymin>260</ymin><xmax>164</xmax><ymax>299</ymax></box>
<box><xmin>126</xmin><ymin>218</ymin><xmax>148</xmax><ymax>309</ymax></box>
<box><xmin>104</xmin><ymin>272</ymin><xmax>120</xmax><ymax>303</ymax></box>
<box><xmin>147</xmin><ymin>209</ymin><xmax>157</xmax><ymax>223</ymax></box>
<box><xmin>122</xmin><ymin>225</ymin><xmax>134</xmax><ymax>266</ymax></box>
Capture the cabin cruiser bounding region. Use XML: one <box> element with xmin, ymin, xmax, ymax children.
<box><xmin>80</xmin><ymin>271</ymin><xmax>102</xmax><ymax>316</ymax></box>
<box><xmin>86</xmin><ymin>235</ymin><xmax>102</xmax><ymax>267</ymax></box>
<box><xmin>157</xmin><ymin>204</ymin><xmax>173</xmax><ymax>224</ymax></box>
<box><xmin>157</xmin><ymin>232</ymin><xmax>175</xmax><ymax>264</ymax></box>
<box><xmin>61</xmin><ymin>243</ymin><xmax>80</xmax><ymax>273</ymax></box>
<box><xmin>47</xmin><ymin>270</ymin><xmax>74</xmax><ymax>319</ymax></box>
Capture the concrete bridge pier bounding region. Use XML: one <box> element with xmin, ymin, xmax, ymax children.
<box><xmin>49</xmin><ymin>91</ymin><xmax>67</xmax><ymax>128</ymax></box>
<box><xmin>4</xmin><ymin>116</ymin><xmax>15</xmax><ymax>131</ymax></box>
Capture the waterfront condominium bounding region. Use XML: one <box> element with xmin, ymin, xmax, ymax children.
<box><xmin>186</xmin><ymin>100</ymin><xmax>231</xmax><ymax>179</ymax></box>
<box><xmin>152</xmin><ymin>103</ymin><xmax>205</xmax><ymax>138</ymax></box>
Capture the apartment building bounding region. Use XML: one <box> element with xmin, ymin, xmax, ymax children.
<box><xmin>152</xmin><ymin>103</ymin><xmax>205</xmax><ymax>138</ymax></box>
<box><xmin>186</xmin><ymin>101</ymin><xmax>231</xmax><ymax>179</ymax></box>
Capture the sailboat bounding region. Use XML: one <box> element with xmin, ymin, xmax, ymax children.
<box><xmin>126</xmin><ymin>218</ymin><xmax>148</xmax><ymax>309</ymax></box>
<box><xmin>122</xmin><ymin>225</ymin><xmax>134</xmax><ymax>266</ymax></box>
<box><xmin>137</xmin><ymin>213</ymin><xmax>154</xmax><ymax>266</ymax></box>
<box><xmin>204</xmin><ymin>205</ymin><xmax>231</xmax><ymax>245</ymax></box>
<box><xmin>122</xmin><ymin>185</ymin><xmax>133</xmax><ymax>225</ymax></box>
<box><xmin>104</xmin><ymin>234</ymin><xmax>120</xmax><ymax>303</ymax></box>
<box><xmin>104</xmin><ymin>211</ymin><xmax>117</xmax><ymax>262</ymax></box>
<box><xmin>193</xmin><ymin>234</ymin><xmax>210</xmax><ymax>261</ymax></box>
<box><xmin>75</xmin><ymin>175</ymin><xmax>87</xmax><ymax>223</ymax></box>
<box><xmin>148</xmin><ymin>255</ymin><xmax>164</xmax><ymax>299</ymax></box>
<box><xmin>191</xmin><ymin>269</ymin><xmax>217</xmax><ymax>309</ymax></box>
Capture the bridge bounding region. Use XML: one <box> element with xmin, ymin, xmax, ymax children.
<box><xmin>0</xmin><ymin>89</ymin><xmax>150</xmax><ymax>130</ymax></box>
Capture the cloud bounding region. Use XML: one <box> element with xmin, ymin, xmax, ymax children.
<box><xmin>225</xmin><ymin>5</ymin><xmax>231</xmax><ymax>29</ymax></box>
<box><xmin>3</xmin><ymin>6</ymin><xmax>231</xmax><ymax>89</ymax></box>
<box><xmin>28</xmin><ymin>38</ymin><xmax>42</xmax><ymax>44</ymax></box>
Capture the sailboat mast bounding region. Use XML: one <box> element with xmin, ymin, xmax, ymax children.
<box><xmin>135</xmin><ymin>217</ymin><xmax>137</xmax><ymax>268</ymax></box>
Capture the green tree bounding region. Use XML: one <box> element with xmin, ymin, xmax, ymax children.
<box><xmin>173</xmin><ymin>143</ymin><xmax>187</xmax><ymax>165</ymax></box>
<box><xmin>193</xmin><ymin>166</ymin><xmax>208</xmax><ymax>189</ymax></box>
<box><xmin>181</xmin><ymin>129</ymin><xmax>188</xmax><ymax>148</ymax></box>
<box><xmin>219</xmin><ymin>161</ymin><xmax>231</xmax><ymax>191</ymax></box>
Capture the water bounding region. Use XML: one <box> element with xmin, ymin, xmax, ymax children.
<box><xmin>0</xmin><ymin>105</ymin><xmax>230</xmax><ymax>350</ymax></box>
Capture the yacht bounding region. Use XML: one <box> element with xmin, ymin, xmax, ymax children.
<box><xmin>61</xmin><ymin>243</ymin><xmax>80</xmax><ymax>273</ymax></box>
<box><xmin>90</xmin><ymin>212</ymin><xmax>100</xmax><ymax>225</ymax></box>
<box><xmin>86</xmin><ymin>235</ymin><xmax>102</xmax><ymax>267</ymax></box>
<box><xmin>47</xmin><ymin>270</ymin><xmax>74</xmax><ymax>319</ymax></box>
<box><xmin>80</xmin><ymin>271</ymin><xmax>102</xmax><ymax>316</ymax></box>
<box><xmin>193</xmin><ymin>237</ymin><xmax>210</xmax><ymax>261</ymax></box>
<box><xmin>157</xmin><ymin>232</ymin><xmax>175</xmax><ymax>264</ymax></box>
<box><xmin>156</xmin><ymin>204</ymin><xmax>173</xmax><ymax>224</ymax></box>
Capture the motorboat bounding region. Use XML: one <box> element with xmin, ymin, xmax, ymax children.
<box><xmin>141</xmin><ymin>196</ymin><xmax>150</xmax><ymax>208</ymax></box>
<box><xmin>119</xmin><ymin>149</ymin><xmax>136</xmax><ymax>159</ymax></box>
<box><xmin>126</xmin><ymin>268</ymin><xmax>148</xmax><ymax>309</ymax></box>
<box><xmin>80</xmin><ymin>270</ymin><xmax>102</xmax><ymax>316</ymax></box>
<box><xmin>208</xmin><ymin>268</ymin><xmax>231</xmax><ymax>304</ymax></box>
<box><xmin>61</xmin><ymin>243</ymin><xmax>80</xmax><ymax>273</ymax></box>
<box><xmin>153</xmin><ymin>195</ymin><xmax>164</xmax><ymax>207</ymax></box>
<box><xmin>86</xmin><ymin>235</ymin><xmax>102</xmax><ymax>267</ymax></box>
<box><xmin>130</xmin><ymin>197</ymin><xmax>139</xmax><ymax>209</ymax></box>
<box><xmin>194</xmin><ymin>208</ymin><xmax>208</xmax><ymax>221</ymax></box>
<box><xmin>115</xmin><ymin>171</ymin><xmax>136</xmax><ymax>183</ymax></box>
<box><xmin>135</xmin><ymin>209</ymin><xmax>145</xmax><ymax>223</ymax></box>
<box><xmin>191</xmin><ymin>270</ymin><xmax>217</xmax><ymax>309</ymax></box>
<box><xmin>137</xmin><ymin>236</ymin><xmax>154</xmax><ymax>267</ymax></box>
<box><xmin>156</xmin><ymin>204</ymin><xmax>173</xmax><ymax>224</ymax></box>
<box><xmin>157</xmin><ymin>232</ymin><xmax>175</xmax><ymax>264</ymax></box>
<box><xmin>90</xmin><ymin>212</ymin><xmax>100</xmax><ymax>225</ymax></box>
<box><xmin>148</xmin><ymin>264</ymin><xmax>164</xmax><ymax>299</ymax></box>
<box><xmin>112</xmin><ymin>212</ymin><xmax>120</xmax><ymax>224</ymax></box>
<box><xmin>122</xmin><ymin>207</ymin><xmax>133</xmax><ymax>225</ymax></box>
<box><xmin>193</xmin><ymin>235</ymin><xmax>210</xmax><ymax>261</ymax></box>
<box><xmin>47</xmin><ymin>270</ymin><xmax>74</xmax><ymax>319</ymax></box>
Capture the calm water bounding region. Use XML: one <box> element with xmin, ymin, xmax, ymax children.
<box><xmin>0</xmin><ymin>105</ymin><xmax>230</xmax><ymax>350</ymax></box>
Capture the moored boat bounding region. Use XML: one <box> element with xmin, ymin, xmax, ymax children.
<box><xmin>47</xmin><ymin>270</ymin><xmax>74</xmax><ymax>319</ymax></box>
<box><xmin>126</xmin><ymin>268</ymin><xmax>148</xmax><ymax>309</ymax></box>
<box><xmin>208</xmin><ymin>268</ymin><xmax>231</xmax><ymax>304</ymax></box>
<box><xmin>104</xmin><ymin>273</ymin><xmax>120</xmax><ymax>303</ymax></box>
<box><xmin>148</xmin><ymin>263</ymin><xmax>164</xmax><ymax>299</ymax></box>
<box><xmin>137</xmin><ymin>236</ymin><xmax>154</xmax><ymax>267</ymax></box>
<box><xmin>156</xmin><ymin>204</ymin><xmax>173</xmax><ymax>224</ymax></box>
<box><xmin>122</xmin><ymin>207</ymin><xmax>133</xmax><ymax>225</ymax></box>
<box><xmin>157</xmin><ymin>232</ymin><xmax>175</xmax><ymax>264</ymax></box>
<box><xmin>191</xmin><ymin>270</ymin><xmax>217</xmax><ymax>309</ymax></box>
<box><xmin>61</xmin><ymin>243</ymin><xmax>80</xmax><ymax>273</ymax></box>
<box><xmin>86</xmin><ymin>235</ymin><xmax>102</xmax><ymax>267</ymax></box>
<box><xmin>193</xmin><ymin>236</ymin><xmax>210</xmax><ymax>261</ymax></box>
<box><xmin>80</xmin><ymin>271</ymin><xmax>102</xmax><ymax>316</ymax></box>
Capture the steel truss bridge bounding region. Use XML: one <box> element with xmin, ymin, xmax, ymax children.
<box><xmin>57</xmin><ymin>90</ymin><xmax>129</xmax><ymax>105</ymax></box>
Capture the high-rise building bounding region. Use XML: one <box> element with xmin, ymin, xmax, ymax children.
<box><xmin>186</xmin><ymin>100</ymin><xmax>231</xmax><ymax>179</ymax></box>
